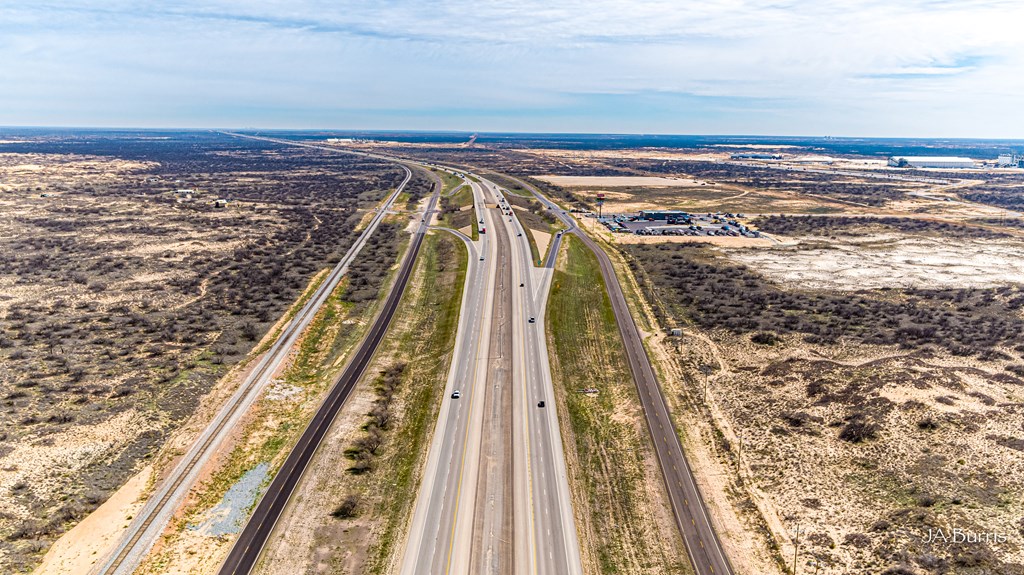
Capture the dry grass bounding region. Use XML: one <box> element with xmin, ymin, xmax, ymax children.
<box><xmin>0</xmin><ymin>138</ymin><xmax>404</xmax><ymax>572</ymax></box>
<box><xmin>546</xmin><ymin>235</ymin><xmax>688</xmax><ymax>574</ymax></box>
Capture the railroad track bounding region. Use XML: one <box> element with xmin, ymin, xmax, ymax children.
<box><xmin>217</xmin><ymin>187</ymin><xmax>439</xmax><ymax>575</ymax></box>
<box><xmin>93</xmin><ymin>154</ymin><xmax>412</xmax><ymax>575</ymax></box>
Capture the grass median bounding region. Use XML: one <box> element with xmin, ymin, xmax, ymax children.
<box><xmin>547</xmin><ymin>235</ymin><xmax>690</xmax><ymax>575</ymax></box>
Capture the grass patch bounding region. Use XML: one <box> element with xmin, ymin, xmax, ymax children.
<box><xmin>505</xmin><ymin>193</ymin><xmax>564</xmax><ymax>265</ymax></box>
<box><xmin>173</xmin><ymin>280</ymin><xmax>359</xmax><ymax>533</ymax></box>
<box><xmin>364</xmin><ymin>231</ymin><xmax>467</xmax><ymax>572</ymax></box>
<box><xmin>434</xmin><ymin>169</ymin><xmax>464</xmax><ymax>195</ymax></box>
<box><xmin>437</xmin><ymin>182</ymin><xmax>479</xmax><ymax>240</ymax></box>
<box><xmin>140</xmin><ymin>223</ymin><xmax>407</xmax><ymax>573</ymax></box>
<box><xmin>480</xmin><ymin>172</ymin><xmax>534</xmax><ymax>197</ymax></box>
<box><xmin>547</xmin><ymin>235</ymin><xmax>689</xmax><ymax>574</ymax></box>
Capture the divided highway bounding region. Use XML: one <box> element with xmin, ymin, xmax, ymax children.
<box><xmin>400</xmin><ymin>176</ymin><xmax>506</xmax><ymax>575</ymax></box>
<box><xmin>399</xmin><ymin>175</ymin><xmax>582</xmax><ymax>575</ymax></box>
<box><xmin>194</xmin><ymin>134</ymin><xmax>731</xmax><ymax>575</ymax></box>
<box><xmin>494</xmin><ymin>180</ymin><xmax>582</xmax><ymax>575</ymax></box>
<box><xmin>92</xmin><ymin>155</ymin><xmax>414</xmax><ymax>575</ymax></box>
<box><xmin>501</xmin><ymin>174</ymin><xmax>734</xmax><ymax>575</ymax></box>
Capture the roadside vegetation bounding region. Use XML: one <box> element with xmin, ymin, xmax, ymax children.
<box><xmin>621</xmin><ymin>241</ymin><xmax>1024</xmax><ymax>573</ymax></box>
<box><xmin>136</xmin><ymin>219</ymin><xmax>407</xmax><ymax>574</ymax></box>
<box><xmin>437</xmin><ymin>183</ymin><xmax>478</xmax><ymax>239</ymax></box>
<box><xmin>0</xmin><ymin>134</ymin><xmax>409</xmax><ymax>572</ymax></box>
<box><xmin>433</xmin><ymin>168</ymin><xmax>463</xmax><ymax>195</ymax></box>
<box><xmin>624</xmin><ymin>242</ymin><xmax>1024</xmax><ymax>356</ymax></box>
<box><xmin>546</xmin><ymin>235</ymin><xmax>689</xmax><ymax>575</ymax></box>
<box><xmin>752</xmin><ymin>215</ymin><xmax>1012</xmax><ymax>239</ymax></box>
<box><xmin>253</xmin><ymin>231</ymin><xmax>467</xmax><ymax>575</ymax></box>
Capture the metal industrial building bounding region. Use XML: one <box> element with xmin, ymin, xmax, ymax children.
<box><xmin>997</xmin><ymin>154</ymin><xmax>1023</xmax><ymax>167</ymax></box>
<box><xmin>888</xmin><ymin>155</ymin><xmax>975</xmax><ymax>169</ymax></box>
<box><xmin>638</xmin><ymin>210</ymin><xmax>689</xmax><ymax>221</ymax></box>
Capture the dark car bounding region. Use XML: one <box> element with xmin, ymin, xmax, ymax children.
<box><xmin>528</xmin><ymin>317</ymin><xmax>535</xmax><ymax>323</ymax></box>
<box><xmin>538</xmin><ymin>400</ymin><xmax>545</xmax><ymax>408</ymax></box>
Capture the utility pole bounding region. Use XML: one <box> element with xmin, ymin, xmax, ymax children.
<box><xmin>792</xmin><ymin>524</ymin><xmax>804</xmax><ymax>575</ymax></box>
<box><xmin>737</xmin><ymin>433</ymin><xmax>743</xmax><ymax>476</ymax></box>
<box><xmin>699</xmin><ymin>363</ymin><xmax>713</xmax><ymax>405</ymax></box>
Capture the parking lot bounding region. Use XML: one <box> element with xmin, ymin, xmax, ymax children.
<box><xmin>598</xmin><ymin>210</ymin><xmax>761</xmax><ymax>238</ymax></box>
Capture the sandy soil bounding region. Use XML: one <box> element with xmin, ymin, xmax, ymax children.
<box><xmin>0</xmin><ymin>410</ymin><xmax>159</xmax><ymax>524</ymax></box>
<box><xmin>29</xmin><ymin>270</ymin><xmax>330</xmax><ymax>575</ymax></box>
<box><xmin>615</xmin><ymin>234</ymin><xmax>773</xmax><ymax>247</ymax></box>
<box><xmin>255</xmin><ymin>360</ymin><xmax>381</xmax><ymax>575</ymax></box>
<box><xmin>567</xmin><ymin>183</ymin><xmax>851</xmax><ymax>217</ymax></box>
<box><xmin>0</xmin><ymin>153</ymin><xmax>157</xmax><ymax>192</ymax></box>
<box><xmin>704</xmin><ymin>337</ymin><xmax>1024</xmax><ymax>573</ymax></box>
<box><xmin>600</xmin><ymin>243</ymin><xmax>782</xmax><ymax>575</ymax></box>
<box><xmin>536</xmin><ymin>175</ymin><xmax>710</xmax><ymax>187</ymax></box>
<box><xmin>725</xmin><ymin>235</ymin><xmax>1024</xmax><ymax>290</ymax></box>
<box><xmin>32</xmin><ymin>466</ymin><xmax>153</xmax><ymax>575</ymax></box>
<box><xmin>610</xmin><ymin>225</ymin><xmax>1024</xmax><ymax>573</ymax></box>
<box><xmin>533</xmin><ymin>229</ymin><xmax>551</xmax><ymax>260</ymax></box>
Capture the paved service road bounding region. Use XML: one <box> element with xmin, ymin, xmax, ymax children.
<box><xmin>92</xmin><ymin>146</ymin><xmax>414</xmax><ymax>575</ymax></box>
<box><xmin>400</xmin><ymin>174</ymin><xmax>583</xmax><ymax>575</ymax></box>
<box><xmin>217</xmin><ymin>186</ymin><xmax>440</xmax><ymax>575</ymax></box>
<box><xmin>203</xmin><ymin>135</ymin><xmax>729</xmax><ymax>575</ymax></box>
<box><xmin>503</xmin><ymin>174</ymin><xmax>735</xmax><ymax>575</ymax></box>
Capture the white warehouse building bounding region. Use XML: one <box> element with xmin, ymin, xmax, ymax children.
<box><xmin>997</xmin><ymin>154</ymin><xmax>1022</xmax><ymax>167</ymax></box>
<box><xmin>888</xmin><ymin>155</ymin><xmax>976</xmax><ymax>169</ymax></box>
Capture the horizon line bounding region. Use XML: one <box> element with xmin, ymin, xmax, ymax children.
<box><xmin>1</xmin><ymin>125</ymin><xmax>1023</xmax><ymax>142</ymax></box>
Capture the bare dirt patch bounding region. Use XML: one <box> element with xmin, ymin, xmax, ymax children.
<box><xmin>621</xmin><ymin>239</ymin><xmax>1024</xmax><ymax>574</ymax></box>
<box><xmin>536</xmin><ymin>175</ymin><xmax>710</xmax><ymax>187</ymax></box>
<box><xmin>32</xmin><ymin>465</ymin><xmax>153</xmax><ymax>575</ymax></box>
<box><xmin>725</xmin><ymin>236</ymin><xmax>1024</xmax><ymax>290</ymax></box>
<box><xmin>0</xmin><ymin>132</ymin><xmax>405</xmax><ymax>573</ymax></box>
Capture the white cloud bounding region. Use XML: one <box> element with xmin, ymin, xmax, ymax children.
<box><xmin>1</xmin><ymin>1</ymin><xmax>1022</xmax><ymax>135</ymax></box>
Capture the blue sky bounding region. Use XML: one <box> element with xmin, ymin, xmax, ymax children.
<box><xmin>1</xmin><ymin>1</ymin><xmax>1022</xmax><ymax>137</ymax></box>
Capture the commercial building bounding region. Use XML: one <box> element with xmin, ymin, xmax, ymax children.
<box><xmin>638</xmin><ymin>210</ymin><xmax>689</xmax><ymax>221</ymax></box>
<box><xmin>731</xmin><ymin>153</ymin><xmax>783</xmax><ymax>160</ymax></box>
<box><xmin>790</xmin><ymin>155</ymin><xmax>835</xmax><ymax>164</ymax></box>
<box><xmin>997</xmin><ymin>154</ymin><xmax>1023</xmax><ymax>167</ymax></box>
<box><xmin>888</xmin><ymin>156</ymin><xmax>975</xmax><ymax>169</ymax></box>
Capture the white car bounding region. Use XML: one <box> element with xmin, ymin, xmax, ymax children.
<box><xmin>451</xmin><ymin>390</ymin><xmax>461</xmax><ymax>399</ymax></box>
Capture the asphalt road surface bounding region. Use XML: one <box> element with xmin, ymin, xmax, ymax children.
<box><xmin>493</xmin><ymin>180</ymin><xmax>583</xmax><ymax>575</ymax></box>
<box><xmin>400</xmin><ymin>176</ymin><xmax>501</xmax><ymax>575</ymax></box>
<box><xmin>505</xmin><ymin>174</ymin><xmax>735</xmax><ymax>575</ymax></box>
<box><xmin>203</xmin><ymin>135</ymin><xmax>731</xmax><ymax>575</ymax></box>
<box><xmin>92</xmin><ymin>156</ymin><xmax>414</xmax><ymax>575</ymax></box>
<box><xmin>400</xmin><ymin>175</ymin><xmax>582</xmax><ymax>575</ymax></box>
<box><xmin>216</xmin><ymin>186</ymin><xmax>440</xmax><ymax>575</ymax></box>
